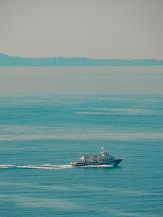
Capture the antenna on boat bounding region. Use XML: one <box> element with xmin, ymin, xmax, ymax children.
<box><xmin>101</xmin><ymin>146</ymin><xmax>105</xmax><ymax>153</ymax></box>
<box><xmin>101</xmin><ymin>146</ymin><xmax>109</xmax><ymax>155</ymax></box>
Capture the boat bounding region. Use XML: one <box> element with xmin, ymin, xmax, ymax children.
<box><xmin>71</xmin><ymin>147</ymin><xmax>123</xmax><ymax>167</ymax></box>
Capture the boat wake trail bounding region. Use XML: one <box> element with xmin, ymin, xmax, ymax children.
<box><xmin>0</xmin><ymin>164</ymin><xmax>113</xmax><ymax>169</ymax></box>
<box><xmin>0</xmin><ymin>164</ymin><xmax>73</xmax><ymax>169</ymax></box>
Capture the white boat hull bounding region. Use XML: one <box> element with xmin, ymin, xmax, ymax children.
<box><xmin>71</xmin><ymin>158</ymin><xmax>123</xmax><ymax>167</ymax></box>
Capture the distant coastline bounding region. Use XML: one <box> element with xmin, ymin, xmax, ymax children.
<box><xmin>0</xmin><ymin>53</ymin><xmax>163</xmax><ymax>66</ymax></box>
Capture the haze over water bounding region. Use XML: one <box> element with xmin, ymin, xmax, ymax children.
<box><xmin>0</xmin><ymin>66</ymin><xmax>163</xmax><ymax>95</ymax></box>
<box><xmin>0</xmin><ymin>66</ymin><xmax>163</xmax><ymax>217</ymax></box>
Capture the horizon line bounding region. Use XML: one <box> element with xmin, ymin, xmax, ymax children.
<box><xmin>1</xmin><ymin>53</ymin><xmax>163</xmax><ymax>61</ymax></box>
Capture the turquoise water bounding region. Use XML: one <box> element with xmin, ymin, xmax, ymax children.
<box><xmin>0</xmin><ymin>67</ymin><xmax>163</xmax><ymax>216</ymax></box>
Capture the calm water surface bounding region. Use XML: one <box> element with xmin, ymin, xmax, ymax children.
<box><xmin>0</xmin><ymin>67</ymin><xmax>163</xmax><ymax>217</ymax></box>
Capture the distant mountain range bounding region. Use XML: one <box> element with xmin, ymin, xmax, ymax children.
<box><xmin>0</xmin><ymin>53</ymin><xmax>163</xmax><ymax>66</ymax></box>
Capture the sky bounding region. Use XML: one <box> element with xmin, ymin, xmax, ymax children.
<box><xmin>0</xmin><ymin>0</ymin><xmax>163</xmax><ymax>59</ymax></box>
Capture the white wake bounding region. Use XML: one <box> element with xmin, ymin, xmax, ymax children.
<box><xmin>0</xmin><ymin>164</ymin><xmax>113</xmax><ymax>169</ymax></box>
<box><xmin>0</xmin><ymin>164</ymin><xmax>73</xmax><ymax>169</ymax></box>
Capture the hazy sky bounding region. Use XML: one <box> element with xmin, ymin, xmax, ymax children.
<box><xmin>0</xmin><ymin>0</ymin><xmax>163</xmax><ymax>59</ymax></box>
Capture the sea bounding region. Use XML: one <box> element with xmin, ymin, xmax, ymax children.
<box><xmin>0</xmin><ymin>66</ymin><xmax>163</xmax><ymax>217</ymax></box>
